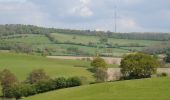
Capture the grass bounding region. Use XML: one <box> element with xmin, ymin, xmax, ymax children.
<box><xmin>0</xmin><ymin>33</ymin><xmax>165</xmax><ymax>57</ymax></box>
<box><xmin>22</xmin><ymin>77</ymin><xmax>170</xmax><ymax>100</ymax></box>
<box><xmin>35</xmin><ymin>44</ymin><xmax>130</xmax><ymax>56</ymax></box>
<box><xmin>0</xmin><ymin>52</ymin><xmax>117</xmax><ymax>97</ymax></box>
<box><xmin>2</xmin><ymin>34</ymin><xmax>51</xmax><ymax>44</ymax></box>
<box><xmin>0</xmin><ymin>52</ymin><xmax>94</xmax><ymax>81</ymax></box>
<box><xmin>51</xmin><ymin>33</ymin><xmax>162</xmax><ymax>46</ymax></box>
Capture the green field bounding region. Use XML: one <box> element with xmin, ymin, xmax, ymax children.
<box><xmin>22</xmin><ymin>77</ymin><xmax>170</xmax><ymax>100</ymax></box>
<box><xmin>51</xmin><ymin>33</ymin><xmax>161</xmax><ymax>46</ymax></box>
<box><xmin>0</xmin><ymin>53</ymin><xmax>94</xmax><ymax>81</ymax></box>
<box><xmin>0</xmin><ymin>33</ymin><xmax>167</xmax><ymax>57</ymax></box>
<box><xmin>2</xmin><ymin>34</ymin><xmax>51</xmax><ymax>44</ymax></box>
<box><xmin>35</xmin><ymin>43</ymin><xmax>130</xmax><ymax>56</ymax></box>
<box><xmin>0</xmin><ymin>52</ymin><xmax>119</xmax><ymax>98</ymax></box>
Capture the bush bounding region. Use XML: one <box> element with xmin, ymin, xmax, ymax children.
<box><xmin>4</xmin><ymin>83</ymin><xmax>37</xmax><ymax>99</ymax></box>
<box><xmin>54</xmin><ymin>77</ymin><xmax>67</xmax><ymax>89</ymax></box>
<box><xmin>157</xmin><ymin>73</ymin><xmax>168</xmax><ymax>77</ymax></box>
<box><xmin>66</xmin><ymin>77</ymin><xmax>82</xmax><ymax>87</ymax></box>
<box><xmin>35</xmin><ymin>80</ymin><xmax>55</xmax><ymax>93</ymax></box>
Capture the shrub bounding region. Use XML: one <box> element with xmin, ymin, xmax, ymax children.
<box><xmin>66</xmin><ymin>77</ymin><xmax>82</xmax><ymax>87</ymax></box>
<box><xmin>4</xmin><ymin>83</ymin><xmax>37</xmax><ymax>99</ymax></box>
<box><xmin>54</xmin><ymin>77</ymin><xmax>67</xmax><ymax>89</ymax></box>
<box><xmin>157</xmin><ymin>72</ymin><xmax>168</xmax><ymax>77</ymax></box>
<box><xmin>35</xmin><ymin>80</ymin><xmax>55</xmax><ymax>93</ymax></box>
<box><xmin>161</xmin><ymin>73</ymin><xmax>168</xmax><ymax>77</ymax></box>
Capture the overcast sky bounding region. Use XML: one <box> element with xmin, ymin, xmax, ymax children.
<box><xmin>0</xmin><ymin>0</ymin><xmax>170</xmax><ymax>32</ymax></box>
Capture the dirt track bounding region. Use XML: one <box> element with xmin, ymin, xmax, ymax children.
<box><xmin>47</xmin><ymin>56</ymin><xmax>122</xmax><ymax>65</ymax></box>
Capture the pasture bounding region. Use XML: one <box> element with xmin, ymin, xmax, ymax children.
<box><xmin>0</xmin><ymin>52</ymin><xmax>94</xmax><ymax>81</ymax></box>
<box><xmin>1</xmin><ymin>33</ymin><xmax>165</xmax><ymax>57</ymax></box>
<box><xmin>50</xmin><ymin>33</ymin><xmax>162</xmax><ymax>46</ymax></box>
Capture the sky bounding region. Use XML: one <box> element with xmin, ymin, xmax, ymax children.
<box><xmin>0</xmin><ymin>0</ymin><xmax>170</xmax><ymax>32</ymax></box>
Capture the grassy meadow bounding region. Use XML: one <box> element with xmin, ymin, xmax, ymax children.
<box><xmin>22</xmin><ymin>77</ymin><xmax>170</xmax><ymax>100</ymax></box>
<box><xmin>0</xmin><ymin>52</ymin><xmax>94</xmax><ymax>81</ymax></box>
<box><xmin>2</xmin><ymin>34</ymin><xmax>51</xmax><ymax>44</ymax></box>
<box><xmin>1</xmin><ymin>33</ymin><xmax>167</xmax><ymax>57</ymax></box>
<box><xmin>51</xmin><ymin>33</ymin><xmax>161</xmax><ymax>46</ymax></box>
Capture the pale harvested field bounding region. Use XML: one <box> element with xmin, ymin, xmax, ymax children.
<box><xmin>47</xmin><ymin>56</ymin><xmax>122</xmax><ymax>65</ymax></box>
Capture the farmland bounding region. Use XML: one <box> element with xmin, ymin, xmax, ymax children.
<box><xmin>50</xmin><ymin>33</ymin><xmax>161</xmax><ymax>46</ymax></box>
<box><xmin>22</xmin><ymin>77</ymin><xmax>170</xmax><ymax>100</ymax></box>
<box><xmin>0</xmin><ymin>25</ymin><xmax>170</xmax><ymax>100</ymax></box>
<box><xmin>0</xmin><ymin>32</ymin><xmax>165</xmax><ymax>57</ymax></box>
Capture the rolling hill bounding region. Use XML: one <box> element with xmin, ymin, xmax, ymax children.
<box><xmin>0</xmin><ymin>24</ymin><xmax>169</xmax><ymax>57</ymax></box>
<box><xmin>22</xmin><ymin>77</ymin><xmax>170</xmax><ymax>100</ymax></box>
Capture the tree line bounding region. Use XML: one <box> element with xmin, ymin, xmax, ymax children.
<box><xmin>0</xmin><ymin>24</ymin><xmax>170</xmax><ymax>41</ymax></box>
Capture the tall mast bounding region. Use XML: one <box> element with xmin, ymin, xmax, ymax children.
<box><xmin>114</xmin><ymin>1</ymin><xmax>117</xmax><ymax>33</ymax></box>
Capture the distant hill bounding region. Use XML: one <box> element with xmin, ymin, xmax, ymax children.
<box><xmin>0</xmin><ymin>24</ymin><xmax>170</xmax><ymax>41</ymax></box>
<box><xmin>0</xmin><ymin>24</ymin><xmax>170</xmax><ymax>56</ymax></box>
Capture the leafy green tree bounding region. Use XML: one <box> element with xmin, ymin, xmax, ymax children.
<box><xmin>91</xmin><ymin>57</ymin><xmax>108</xmax><ymax>82</ymax></box>
<box><xmin>95</xmin><ymin>68</ymin><xmax>108</xmax><ymax>82</ymax></box>
<box><xmin>26</xmin><ymin>69</ymin><xmax>50</xmax><ymax>84</ymax></box>
<box><xmin>120</xmin><ymin>53</ymin><xmax>159</xmax><ymax>79</ymax></box>
<box><xmin>165</xmin><ymin>52</ymin><xmax>170</xmax><ymax>63</ymax></box>
<box><xmin>0</xmin><ymin>69</ymin><xmax>18</xmax><ymax>98</ymax></box>
<box><xmin>91</xmin><ymin>57</ymin><xmax>107</xmax><ymax>69</ymax></box>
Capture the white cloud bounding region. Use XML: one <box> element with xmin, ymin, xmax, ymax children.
<box><xmin>70</xmin><ymin>0</ymin><xmax>93</xmax><ymax>17</ymax></box>
<box><xmin>71</xmin><ymin>6</ymin><xmax>93</xmax><ymax>17</ymax></box>
<box><xmin>80</xmin><ymin>0</ymin><xmax>91</xmax><ymax>4</ymax></box>
<box><xmin>0</xmin><ymin>1</ymin><xmax>49</xmax><ymax>26</ymax></box>
<box><xmin>0</xmin><ymin>0</ymin><xmax>170</xmax><ymax>32</ymax></box>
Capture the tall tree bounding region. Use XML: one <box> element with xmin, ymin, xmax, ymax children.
<box><xmin>120</xmin><ymin>53</ymin><xmax>159</xmax><ymax>79</ymax></box>
<box><xmin>26</xmin><ymin>69</ymin><xmax>49</xmax><ymax>84</ymax></box>
<box><xmin>165</xmin><ymin>51</ymin><xmax>170</xmax><ymax>63</ymax></box>
<box><xmin>0</xmin><ymin>69</ymin><xmax>18</xmax><ymax>98</ymax></box>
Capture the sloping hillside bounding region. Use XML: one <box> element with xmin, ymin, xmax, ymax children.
<box><xmin>22</xmin><ymin>77</ymin><xmax>170</xmax><ymax>100</ymax></box>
